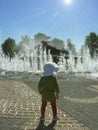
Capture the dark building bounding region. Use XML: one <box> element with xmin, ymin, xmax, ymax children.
<box><xmin>41</xmin><ymin>41</ymin><xmax>69</xmax><ymax>64</ymax></box>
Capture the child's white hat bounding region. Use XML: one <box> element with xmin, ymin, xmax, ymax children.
<box><xmin>42</xmin><ymin>62</ymin><xmax>59</xmax><ymax>76</ymax></box>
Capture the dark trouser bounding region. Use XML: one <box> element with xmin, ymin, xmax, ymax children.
<box><xmin>41</xmin><ymin>98</ymin><xmax>57</xmax><ymax>118</ymax></box>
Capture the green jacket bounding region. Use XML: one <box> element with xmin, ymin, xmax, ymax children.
<box><xmin>38</xmin><ymin>76</ymin><xmax>60</xmax><ymax>102</ymax></box>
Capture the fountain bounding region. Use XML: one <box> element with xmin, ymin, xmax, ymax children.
<box><xmin>0</xmin><ymin>41</ymin><xmax>53</xmax><ymax>78</ymax></box>
<box><xmin>58</xmin><ymin>47</ymin><xmax>98</xmax><ymax>79</ymax></box>
<box><xmin>0</xmin><ymin>41</ymin><xmax>98</xmax><ymax>79</ymax></box>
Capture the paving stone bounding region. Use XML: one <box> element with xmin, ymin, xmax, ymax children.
<box><xmin>0</xmin><ymin>79</ymin><xmax>92</xmax><ymax>130</ymax></box>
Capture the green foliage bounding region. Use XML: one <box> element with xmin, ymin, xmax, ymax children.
<box><xmin>51</xmin><ymin>38</ymin><xmax>65</xmax><ymax>50</ymax></box>
<box><xmin>20</xmin><ymin>35</ymin><xmax>31</xmax><ymax>43</ymax></box>
<box><xmin>19</xmin><ymin>35</ymin><xmax>32</xmax><ymax>47</ymax></box>
<box><xmin>66</xmin><ymin>39</ymin><xmax>76</xmax><ymax>55</ymax></box>
<box><xmin>18</xmin><ymin>35</ymin><xmax>33</xmax><ymax>54</ymax></box>
<box><xmin>2</xmin><ymin>37</ymin><xmax>18</xmax><ymax>58</ymax></box>
<box><xmin>79</xmin><ymin>45</ymin><xmax>85</xmax><ymax>54</ymax></box>
<box><xmin>85</xmin><ymin>32</ymin><xmax>98</xmax><ymax>58</ymax></box>
<box><xmin>34</xmin><ymin>32</ymin><xmax>51</xmax><ymax>45</ymax></box>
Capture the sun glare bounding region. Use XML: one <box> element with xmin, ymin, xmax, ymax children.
<box><xmin>64</xmin><ymin>0</ymin><xmax>72</xmax><ymax>5</ymax></box>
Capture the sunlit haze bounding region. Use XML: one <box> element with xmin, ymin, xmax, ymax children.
<box><xmin>64</xmin><ymin>0</ymin><xmax>72</xmax><ymax>5</ymax></box>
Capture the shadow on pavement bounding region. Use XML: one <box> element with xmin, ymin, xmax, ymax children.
<box><xmin>0</xmin><ymin>117</ymin><xmax>28</xmax><ymax>130</ymax></box>
<box><xmin>34</xmin><ymin>120</ymin><xmax>57</xmax><ymax>130</ymax></box>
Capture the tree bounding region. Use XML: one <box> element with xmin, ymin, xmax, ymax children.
<box><xmin>18</xmin><ymin>35</ymin><xmax>33</xmax><ymax>55</ymax></box>
<box><xmin>34</xmin><ymin>32</ymin><xmax>51</xmax><ymax>45</ymax></box>
<box><xmin>2</xmin><ymin>37</ymin><xmax>18</xmax><ymax>58</ymax></box>
<box><xmin>66</xmin><ymin>39</ymin><xmax>76</xmax><ymax>55</ymax></box>
<box><xmin>50</xmin><ymin>38</ymin><xmax>65</xmax><ymax>50</ymax></box>
<box><xmin>79</xmin><ymin>45</ymin><xmax>85</xmax><ymax>55</ymax></box>
<box><xmin>85</xmin><ymin>32</ymin><xmax>98</xmax><ymax>58</ymax></box>
<box><xmin>20</xmin><ymin>35</ymin><xmax>31</xmax><ymax>44</ymax></box>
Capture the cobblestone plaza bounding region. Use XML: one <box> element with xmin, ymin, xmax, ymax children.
<box><xmin>0</xmin><ymin>78</ymin><xmax>98</xmax><ymax>130</ymax></box>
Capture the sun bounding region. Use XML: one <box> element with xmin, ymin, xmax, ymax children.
<box><xmin>64</xmin><ymin>0</ymin><xmax>72</xmax><ymax>5</ymax></box>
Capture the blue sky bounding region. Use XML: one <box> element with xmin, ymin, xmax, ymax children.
<box><xmin>0</xmin><ymin>0</ymin><xmax>98</xmax><ymax>50</ymax></box>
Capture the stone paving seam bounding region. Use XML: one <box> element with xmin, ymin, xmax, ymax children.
<box><xmin>0</xmin><ymin>80</ymin><xmax>92</xmax><ymax>130</ymax></box>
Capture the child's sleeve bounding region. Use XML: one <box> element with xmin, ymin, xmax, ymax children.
<box><xmin>38</xmin><ymin>77</ymin><xmax>43</xmax><ymax>94</ymax></box>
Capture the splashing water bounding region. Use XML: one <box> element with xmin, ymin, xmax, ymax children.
<box><xmin>0</xmin><ymin>42</ymin><xmax>98</xmax><ymax>79</ymax></box>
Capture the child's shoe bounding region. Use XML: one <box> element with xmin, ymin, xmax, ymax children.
<box><xmin>53</xmin><ymin>116</ymin><xmax>59</xmax><ymax>121</ymax></box>
<box><xmin>40</xmin><ymin>117</ymin><xmax>45</xmax><ymax>121</ymax></box>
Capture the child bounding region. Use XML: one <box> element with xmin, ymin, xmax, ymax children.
<box><xmin>38</xmin><ymin>62</ymin><xmax>60</xmax><ymax>121</ymax></box>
